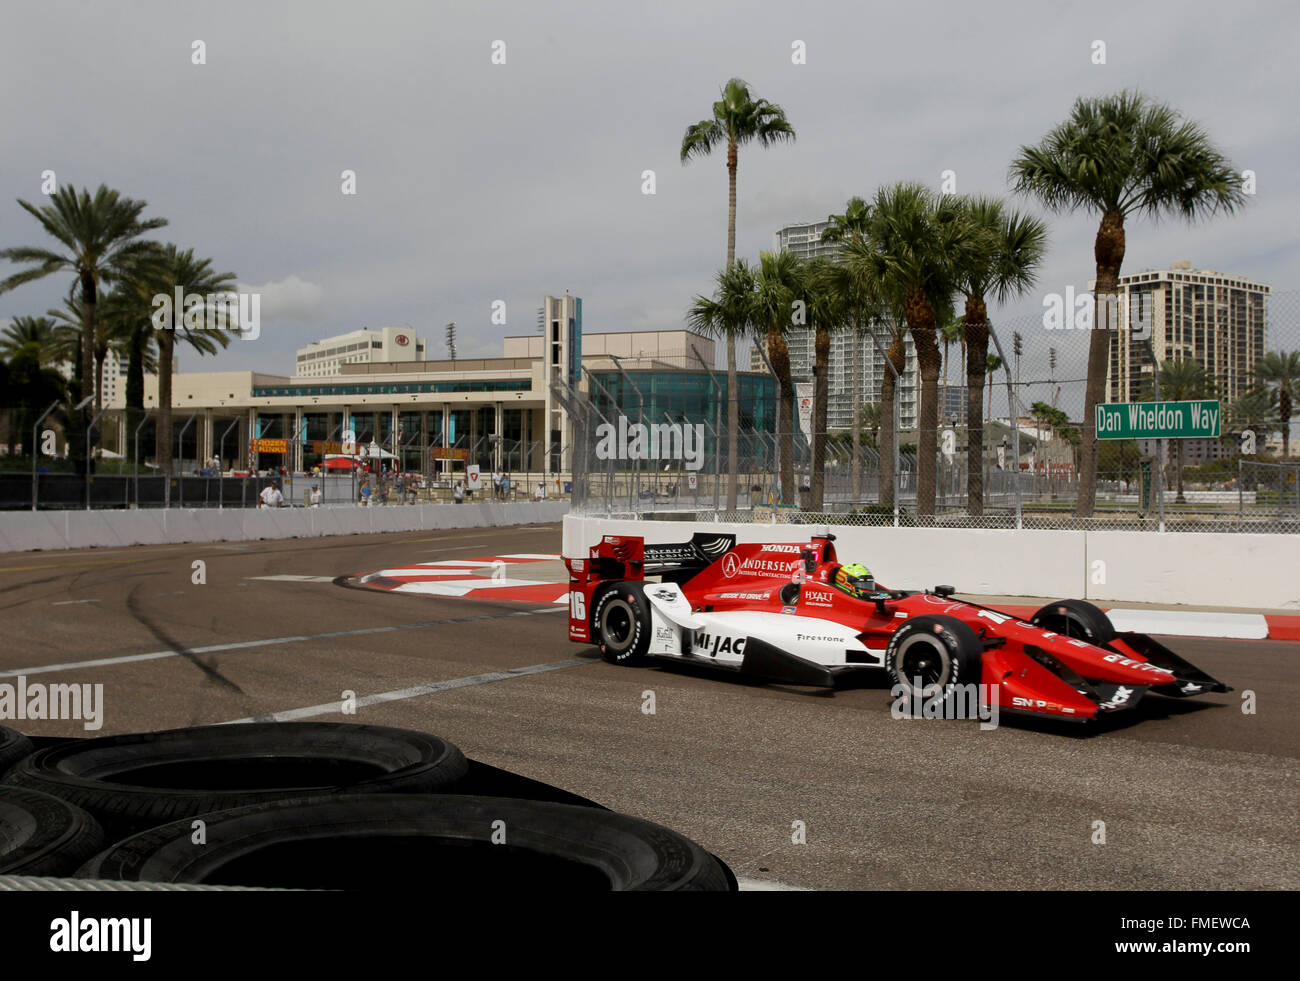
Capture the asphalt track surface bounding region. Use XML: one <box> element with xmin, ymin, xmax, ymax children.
<box><xmin>0</xmin><ymin>523</ymin><xmax>1295</xmax><ymax>891</ymax></box>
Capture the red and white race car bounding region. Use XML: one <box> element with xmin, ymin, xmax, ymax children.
<box><xmin>564</xmin><ymin>531</ymin><xmax>1231</xmax><ymax>724</ymax></box>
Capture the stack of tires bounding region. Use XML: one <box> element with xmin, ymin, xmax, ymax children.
<box><xmin>0</xmin><ymin>722</ymin><xmax>733</xmax><ymax>891</ymax></box>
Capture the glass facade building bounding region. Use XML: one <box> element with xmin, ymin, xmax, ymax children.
<box><xmin>586</xmin><ymin>369</ymin><xmax>779</xmax><ymax>468</ymax></box>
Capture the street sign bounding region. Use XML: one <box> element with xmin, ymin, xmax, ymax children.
<box><xmin>1095</xmin><ymin>400</ymin><xmax>1221</xmax><ymax>440</ymax></box>
<box><xmin>466</xmin><ymin>465</ymin><xmax>482</xmax><ymax>491</ymax></box>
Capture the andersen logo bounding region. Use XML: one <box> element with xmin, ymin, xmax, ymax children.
<box><xmin>594</xmin><ymin>415</ymin><xmax>704</xmax><ymax>471</ymax></box>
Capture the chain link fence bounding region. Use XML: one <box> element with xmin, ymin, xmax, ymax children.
<box><xmin>570</xmin><ymin>285</ymin><xmax>1299</xmax><ymax>533</ymax></box>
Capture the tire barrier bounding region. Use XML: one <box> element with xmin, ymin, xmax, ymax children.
<box><xmin>2</xmin><ymin>722</ymin><xmax>468</xmax><ymax>837</ymax></box>
<box><xmin>0</xmin><ymin>726</ymin><xmax>34</xmax><ymax>779</ymax></box>
<box><xmin>0</xmin><ymin>722</ymin><xmax>736</xmax><ymax>890</ymax></box>
<box><xmin>0</xmin><ymin>786</ymin><xmax>106</xmax><ymax>876</ymax></box>
<box><xmin>78</xmin><ymin>794</ymin><xmax>734</xmax><ymax>891</ymax></box>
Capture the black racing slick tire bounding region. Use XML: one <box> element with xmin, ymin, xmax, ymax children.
<box><xmin>78</xmin><ymin>794</ymin><xmax>735</xmax><ymax>891</ymax></box>
<box><xmin>1030</xmin><ymin>599</ymin><xmax>1116</xmax><ymax>645</ymax></box>
<box><xmin>885</xmin><ymin>615</ymin><xmax>983</xmax><ymax>700</ymax></box>
<box><xmin>0</xmin><ymin>726</ymin><xmax>33</xmax><ymax>779</ymax></box>
<box><xmin>592</xmin><ymin>584</ymin><xmax>651</xmax><ymax>666</ymax></box>
<box><xmin>2</xmin><ymin>722</ymin><xmax>468</xmax><ymax>836</ymax></box>
<box><xmin>0</xmin><ymin>786</ymin><xmax>106</xmax><ymax>876</ymax></box>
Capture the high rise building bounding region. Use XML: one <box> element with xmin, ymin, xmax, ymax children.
<box><xmin>295</xmin><ymin>326</ymin><xmax>426</xmax><ymax>377</ymax></box>
<box><xmin>765</xmin><ymin>219</ymin><xmax>919</xmax><ymax>431</ymax></box>
<box><xmin>1104</xmin><ymin>262</ymin><xmax>1270</xmax><ymax>404</ymax></box>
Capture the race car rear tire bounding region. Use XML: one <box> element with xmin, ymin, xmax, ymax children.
<box><xmin>885</xmin><ymin>615</ymin><xmax>982</xmax><ymax>701</ymax></box>
<box><xmin>1030</xmin><ymin>599</ymin><xmax>1116</xmax><ymax>645</ymax></box>
<box><xmin>593</xmin><ymin>584</ymin><xmax>651</xmax><ymax>666</ymax></box>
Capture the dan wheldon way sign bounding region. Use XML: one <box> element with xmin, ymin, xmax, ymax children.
<box><xmin>1095</xmin><ymin>400</ymin><xmax>1221</xmax><ymax>440</ymax></box>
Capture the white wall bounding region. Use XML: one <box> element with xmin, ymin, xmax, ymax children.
<box><xmin>0</xmin><ymin>502</ymin><xmax>569</xmax><ymax>553</ymax></box>
<box><xmin>564</xmin><ymin>516</ymin><xmax>1300</xmax><ymax>611</ymax></box>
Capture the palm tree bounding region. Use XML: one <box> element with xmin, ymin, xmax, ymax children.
<box><xmin>805</xmin><ymin>256</ymin><xmax>853</xmax><ymax>511</ymax></box>
<box><xmin>858</xmin><ymin>402</ymin><xmax>882</xmax><ymax>447</ymax></box>
<box><xmin>681</xmin><ymin>78</ymin><xmax>796</xmax><ymax>510</ymax></box>
<box><xmin>686</xmin><ymin>260</ymin><xmax>760</xmax><ymax>484</ymax></box>
<box><xmin>1254</xmin><ymin>351</ymin><xmax>1299</xmax><ymax>458</ymax></box>
<box><xmin>950</xmin><ymin>196</ymin><xmax>1048</xmax><ymax>515</ymax></box>
<box><xmin>986</xmin><ymin>353</ymin><xmax>1004</xmax><ymax>425</ymax></box>
<box><xmin>0</xmin><ymin>316</ymin><xmax>60</xmax><ymax>366</ymax></box>
<box><xmin>0</xmin><ymin>185</ymin><xmax>167</xmax><ymax>466</ymax></box>
<box><xmin>150</xmin><ymin>246</ymin><xmax>239</xmax><ymax>475</ymax></box>
<box><xmin>1010</xmin><ymin>91</ymin><xmax>1246</xmax><ymax>517</ymax></box>
<box><xmin>1157</xmin><ymin>358</ymin><xmax>1211</xmax><ymax>501</ymax></box>
<box><xmin>821</xmin><ymin>196</ymin><xmax>873</xmax><ymax>500</ymax></box>
<box><xmin>3</xmin><ymin>341</ymin><xmax>68</xmax><ymax>458</ymax></box>
<box><xmin>844</xmin><ymin>183</ymin><xmax>974</xmax><ymax>517</ymax></box>
<box><xmin>751</xmin><ymin>250</ymin><xmax>808</xmax><ymax>503</ymax></box>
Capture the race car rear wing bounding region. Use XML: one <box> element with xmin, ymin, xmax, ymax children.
<box><xmin>565</xmin><ymin>532</ymin><xmax>737</xmax><ymax>585</ymax></box>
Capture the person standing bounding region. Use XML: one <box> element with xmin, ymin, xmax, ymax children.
<box><xmin>259</xmin><ymin>481</ymin><xmax>284</xmax><ymax>509</ymax></box>
<box><xmin>309</xmin><ymin>483</ymin><xmax>323</xmax><ymax>507</ymax></box>
<box><xmin>453</xmin><ymin>480</ymin><xmax>464</xmax><ymax>504</ymax></box>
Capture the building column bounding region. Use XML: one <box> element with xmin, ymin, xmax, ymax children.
<box><xmin>201</xmin><ymin>411</ymin><xmax>214</xmax><ymax>467</ymax></box>
<box><xmin>293</xmin><ymin>407</ymin><xmax>304</xmax><ymax>472</ymax></box>
<box><xmin>495</xmin><ymin>401</ymin><xmax>503</xmax><ymax>471</ymax></box>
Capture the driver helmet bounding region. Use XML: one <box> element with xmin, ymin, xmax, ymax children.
<box><xmin>832</xmin><ymin>562</ymin><xmax>875</xmax><ymax>598</ymax></box>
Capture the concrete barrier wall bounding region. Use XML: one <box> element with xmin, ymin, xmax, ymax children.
<box><xmin>564</xmin><ymin>515</ymin><xmax>1300</xmax><ymax>611</ymax></box>
<box><xmin>0</xmin><ymin>502</ymin><xmax>570</xmax><ymax>553</ymax></box>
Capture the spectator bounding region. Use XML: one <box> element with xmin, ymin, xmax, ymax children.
<box><xmin>259</xmin><ymin>482</ymin><xmax>284</xmax><ymax>509</ymax></box>
<box><xmin>493</xmin><ymin>469</ymin><xmax>503</xmax><ymax>500</ymax></box>
<box><xmin>395</xmin><ymin>471</ymin><xmax>407</xmax><ymax>504</ymax></box>
<box><xmin>502</xmin><ymin>472</ymin><xmax>511</xmax><ymax>500</ymax></box>
<box><xmin>309</xmin><ymin>483</ymin><xmax>323</xmax><ymax>507</ymax></box>
<box><xmin>360</xmin><ymin>481</ymin><xmax>373</xmax><ymax>507</ymax></box>
<box><xmin>453</xmin><ymin>480</ymin><xmax>464</xmax><ymax>504</ymax></box>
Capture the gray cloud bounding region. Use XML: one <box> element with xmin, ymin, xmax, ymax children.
<box><xmin>1</xmin><ymin>0</ymin><xmax>1294</xmax><ymax>394</ymax></box>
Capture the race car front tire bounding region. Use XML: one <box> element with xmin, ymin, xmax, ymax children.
<box><xmin>885</xmin><ymin>615</ymin><xmax>982</xmax><ymax>701</ymax></box>
<box><xmin>1030</xmin><ymin>599</ymin><xmax>1116</xmax><ymax>645</ymax></box>
<box><xmin>593</xmin><ymin>584</ymin><xmax>651</xmax><ymax>666</ymax></box>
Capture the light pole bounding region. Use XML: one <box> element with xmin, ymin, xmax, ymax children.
<box><xmin>691</xmin><ymin>344</ymin><xmax>723</xmax><ymax>514</ymax></box>
<box><xmin>30</xmin><ymin>397</ymin><xmax>62</xmax><ymax>514</ymax></box>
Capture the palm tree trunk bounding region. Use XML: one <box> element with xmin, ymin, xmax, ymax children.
<box><xmin>811</xmin><ymin>322</ymin><xmax>830</xmax><ymax>510</ymax></box>
<box><xmin>851</xmin><ymin>327</ymin><xmax>861</xmax><ymax>500</ymax></box>
<box><xmin>768</xmin><ymin>330</ymin><xmax>795</xmax><ymax>503</ymax></box>
<box><xmin>879</xmin><ymin>332</ymin><xmax>905</xmax><ymax>510</ymax></box>
<box><xmin>725</xmin><ymin>139</ymin><xmax>739</xmax><ymax>511</ymax></box>
<box><xmin>126</xmin><ymin>332</ymin><xmax>146</xmax><ymax>464</ymax></box>
<box><xmin>907</xmin><ymin>287</ymin><xmax>941</xmax><ymax>518</ymax></box>
<box><xmin>1077</xmin><ymin>208</ymin><xmax>1126</xmax><ymax>517</ymax></box>
<box><xmin>78</xmin><ymin>272</ymin><xmax>98</xmax><ymax>475</ymax></box>
<box><xmin>879</xmin><ymin>361</ymin><xmax>896</xmax><ymax>510</ymax></box>
<box><xmin>964</xmin><ymin>296</ymin><xmax>989</xmax><ymax>516</ymax></box>
<box><xmin>157</xmin><ymin>329</ymin><xmax>175</xmax><ymax>475</ymax></box>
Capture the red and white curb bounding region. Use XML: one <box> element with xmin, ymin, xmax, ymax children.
<box><xmin>351</xmin><ymin>553</ymin><xmax>571</xmax><ymax>604</ymax></box>
<box><xmin>348</xmin><ymin>554</ymin><xmax>1300</xmax><ymax>641</ymax></box>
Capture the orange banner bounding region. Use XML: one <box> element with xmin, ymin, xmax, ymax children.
<box><xmin>250</xmin><ymin>438</ymin><xmax>289</xmax><ymax>454</ymax></box>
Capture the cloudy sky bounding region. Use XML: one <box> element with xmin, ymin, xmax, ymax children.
<box><xmin>2</xmin><ymin>0</ymin><xmax>1295</xmax><ymax>409</ymax></box>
